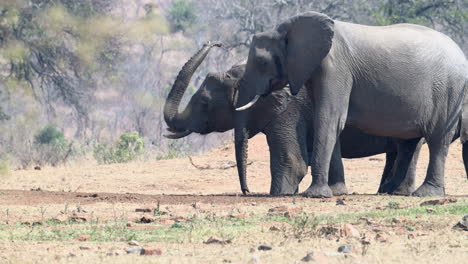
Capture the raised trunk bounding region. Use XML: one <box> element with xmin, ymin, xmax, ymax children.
<box><xmin>163</xmin><ymin>42</ymin><xmax>221</xmax><ymax>130</ymax></box>
<box><xmin>235</xmin><ymin>124</ymin><xmax>250</xmax><ymax>195</ymax></box>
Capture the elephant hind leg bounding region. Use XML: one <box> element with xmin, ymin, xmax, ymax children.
<box><xmin>378</xmin><ymin>151</ymin><xmax>397</xmax><ymax>193</ymax></box>
<box><xmin>412</xmin><ymin>131</ymin><xmax>455</xmax><ymax>197</ymax></box>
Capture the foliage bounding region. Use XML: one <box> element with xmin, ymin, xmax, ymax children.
<box><xmin>33</xmin><ymin>125</ymin><xmax>72</xmax><ymax>167</ymax></box>
<box><xmin>168</xmin><ymin>0</ymin><xmax>196</xmax><ymax>33</ymax></box>
<box><xmin>0</xmin><ymin>159</ymin><xmax>11</xmax><ymax>177</ymax></box>
<box><xmin>93</xmin><ymin>132</ymin><xmax>144</xmax><ymax>164</ymax></box>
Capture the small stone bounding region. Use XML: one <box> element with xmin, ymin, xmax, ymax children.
<box><xmin>204</xmin><ymin>236</ymin><xmax>231</xmax><ymax>245</ymax></box>
<box><xmin>269</xmin><ymin>226</ymin><xmax>280</xmax><ymax>231</ymax></box>
<box><xmin>268</xmin><ymin>206</ymin><xmax>302</xmax><ymax>217</ymax></box>
<box><xmin>249</xmin><ymin>247</ymin><xmax>256</xmax><ymax>253</ymax></box>
<box><xmin>126</xmin><ymin>247</ymin><xmax>144</xmax><ymax>254</ymax></box>
<box><xmin>375</xmin><ymin>233</ymin><xmax>387</xmax><ymax>243</ymax></box>
<box><xmin>251</xmin><ymin>202</ymin><xmax>257</xmax><ymax>206</ymax></box>
<box><xmin>453</xmin><ymin>215</ymin><xmax>468</xmax><ymax>231</ymax></box>
<box><xmin>336</xmin><ymin>199</ymin><xmax>346</xmax><ymax>206</ymax></box>
<box><xmin>79</xmin><ymin>246</ymin><xmax>91</xmax><ymax>250</ymax></box>
<box><xmin>142</xmin><ymin>247</ymin><xmax>162</xmax><ymax>256</ymax></box>
<box><xmin>337</xmin><ymin>245</ymin><xmax>352</xmax><ymax>254</ymax></box>
<box><xmin>392</xmin><ymin>218</ymin><xmax>401</xmax><ymax>224</ymax></box>
<box><xmin>426</xmin><ymin>208</ymin><xmax>435</xmax><ymax>213</ymax></box>
<box><xmin>407</xmin><ymin>233</ymin><xmax>415</xmax><ymax>239</ymax></box>
<box><xmin>34</xmin><ymin>166</ymin><xmax>41</xmax><ymax>170</ymax></box>
<box><xmin>420</xmin><ymin>198</ymin><xmax>457</xmax><ymax>207</ymax></box>
<box><xmin>342</xmin><ymin>224</ymin><xmax>360</xmax><ymax>238</ymax></box>
<box><xmin>135</xmin><ymin>208</ymin><xmax>152</xmax><ymax>213</ymax></box>
<box><xmin>128</xmin><ymin>240</ymin><xmax>139</xmax><ymax>246</ymax></box>
<box><xmin>67</xmin><ymin>253</ymin><xmax>76</xmax><ymax>258</ymax></box>
<box><xmin>258</xmin><ymin>244</ymin><xmax>272</xmax><ymax>251</ymax></box>
<box><xmin>301</xmin><ymin>252</ymin><xmax>329</xmax><ymax>263</ymax></box>
<box><xmin>126</xmin><ymin>222</ymin><xmax>134</xmax><ymax>227</ymax></box>
<box><xmin>138</xmin><ymin>215</ymin><xmax>156</xmax><ymax>223</ymax></box>
<box><xmin>76</xmin><ymin>234</ymin><xmax>90</xmax><ymax>241</ymax></box>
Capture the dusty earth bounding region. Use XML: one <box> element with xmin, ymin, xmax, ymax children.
<box><xmin>0</xmin><ymin>134</ymin><xmax>467</xmax><ymax>263</ymax></box>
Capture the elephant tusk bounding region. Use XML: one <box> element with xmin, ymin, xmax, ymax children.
<box><xmin>164</xmin><ymin>130</ymin><xmax>192</xmax><ymax>139</ymax></box>
<box><xmin>235</xmin><ymin>95</ymin><xmax>260</xmax><ymax>111</ymax></box>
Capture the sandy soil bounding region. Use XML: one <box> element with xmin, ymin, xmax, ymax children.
<box><xmin>0</xmin><ymin>135</ymin><xmax>466</xmax><ymax>264</ymax></box>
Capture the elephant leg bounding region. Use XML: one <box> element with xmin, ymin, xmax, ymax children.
<box><xmin>391</xmin><ymin>139</ymin><xmax>423</xmax><ymax>195</ymax></box>
<box><xmin>328</xmin><ymin>142</ymin><xmax>348</xmax><ymax>196</ymax></box>
<box><xmin>378</xmin><ymin>151</ymin><xmax>397</xmax><ymax>193</ymax></box>
<box><xmin>266</xmin><ymin>127</ymin><xmax>308</xmax><ymax>196</ymax></box>
<box><xmin>381</xmin><ymin>138</ymin><xmax>420</xmax><ymax>195</ymax></box>
<box><xmin>463</xmin><ymin>142</ymin><xmax>468</xmax><ymax>179</ymax></box>
<box><xmin>413</xmin><ymin>131</ymin><xmax>455</xmax><ymax>197</ymax></box>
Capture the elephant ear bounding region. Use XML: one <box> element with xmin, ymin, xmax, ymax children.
<box><xmin>277</xmin><ymin>12</ymin><xmax>334</xmax><ymax>95</ymax></box>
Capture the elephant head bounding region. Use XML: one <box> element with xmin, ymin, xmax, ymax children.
<box><xmin>236</xmin><ymin>11</ymin><xmax>334</xmax><ymax>110</ymax></box>
<box><xmin>164</xmin><ymin>42</ymin><xmax>294</xmax><ymax>195</ymax></box>
<box><xmin>164</xmin><ymin>42</ymin><xmax>253</xmax><ymax>194</ymax></box>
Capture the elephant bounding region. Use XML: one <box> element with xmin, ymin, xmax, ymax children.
<box><xmin>236</xmin><ymin>11</ymin><xmax>468</xmax><ymax>197</ymax></box>
<box><xmin>163</xmin><ymin>42</ymin><xmax>427</xmax><ymax>196</ymax></box>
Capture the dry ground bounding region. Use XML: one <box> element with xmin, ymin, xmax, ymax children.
<box><xmin>0</xmin><ymin>135</ymin><xmax>467</xmax><ymax>264</ymax></box>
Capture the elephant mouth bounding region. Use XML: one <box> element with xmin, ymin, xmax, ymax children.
<box><xmin>164</xmin><ymin>128</ymin><xmax>193</xmax><ymax>139</ymax></box>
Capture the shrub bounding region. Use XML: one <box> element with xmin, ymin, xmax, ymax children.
<box><xmin>0</xmin><ymin>159</ymin><xmax>11</xmax><ymax>177</ymax></box>
<box><xmin>93</xmin><ymin>132</ymin><xmax>144</xmax><ymax>164</ymax></box>
<box><xmin>167</xmin><ymin>0</ymin><xmax>196</xmax><ymax>33</ymax></box>
<box><xmin>34</xmin><ymin>125</ymin><xmax>73</xmax><ymax>167</ymax></box>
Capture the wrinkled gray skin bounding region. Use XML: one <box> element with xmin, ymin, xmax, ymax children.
<box><xmin>163</xmin><ymin>43</ymin><xmax>423</xmax><ymax>195</ymax></box>
<box><xmin>236</xmin><ymin>11</ymin><xmax>468</xmax><ymax>197</ymax></box>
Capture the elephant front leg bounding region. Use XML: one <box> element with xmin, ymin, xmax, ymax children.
<box><xmin>328</xmin><ymin>142</ymin><xmax>348</xmax><ymax>196</ymax></box>
<box><xmin>267</xmin><ymin>129</ymin><xmax>308</xmax><ymax>196</ymax></box>
<box><xmin>304</xmin><ymin>120</ymin><xmax>342</xmax><ymax>198</ymax></box>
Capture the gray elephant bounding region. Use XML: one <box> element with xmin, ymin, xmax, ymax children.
<box><xmin>236</xmin><ymin>12</ymin><xmax>468</xmax><ymax>197</ymax></box>
<box><xmin>163</xmin><ymin>43</ymin><xmax>424</xmax><ymax>195</ymax></box>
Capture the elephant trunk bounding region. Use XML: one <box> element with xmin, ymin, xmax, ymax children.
<box><xmin>235</xmin><ymin>125</ymin><xmax>250</xmax><ymax>195</ymax></box>
<box><xmin>163</xmin><ymin>42</ymin><xmax>222</xmax><ymax>132</ymax></box>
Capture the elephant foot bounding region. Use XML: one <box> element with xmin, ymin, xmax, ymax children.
<box><xmin>329</xmin><ymin>183</ymin><xmax>348</xmax><ymax>196</ymax></box>
<box><xmin>412</xmin><ymin>183</ymin><xmax>445</xmax><ymax>197</ymax></box>
<box><xmin>391</xmin><ymin>184</ymin><xmax>415</xmax><ymax>196</ymax></box>
<box><xmin>302</xmin><ymin>184</ymin><xmax>333</xmax><ymax>198</ymax></box>
<box><xmin>378</xmin><ymin>182</ymin><xmax>396</xmax><ymax>194</ymax></box>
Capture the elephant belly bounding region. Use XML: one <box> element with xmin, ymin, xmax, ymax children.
<box><xmin>339</xmin><ymin>126</ymin><xmax>391</xmax><ymax>158</ymax></box>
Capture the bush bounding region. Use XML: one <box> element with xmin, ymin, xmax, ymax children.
<box><xmin>33</xmin><ymin>125</ymin><xmax>73</xmax><ymax>167</ymax></box>
<box><xmin>93</xmin><ymin>132</ymin><xmax>144</xmax><ymax>164</ymax></box>
<box><xmin>167</xmin><ymin>0</ymin><xmax>196</xmax><ymax>33</ymax></box>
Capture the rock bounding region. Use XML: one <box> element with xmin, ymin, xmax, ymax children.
<box><xmin>420</xmin><ymin>198</ymin><xmax>457</xmax><ymax>207</ymax></box>
<box><xmin>426</xmin><ymin>208</ymin><xmax>435</xmax><ymax>213</ymax></box>
<box><xmin>375</xmin><ymin>233</ymin><xmax>387</xmax><ymax>243</ymax></box>
<box><xmin>360</xmin><ymin>217</ymin><xmax>375</xmax><ymax>225</ymax></box>
<box><xmin>67</xmin><ymin>253</ymin><xmax>76</xmax><ymax>258</ymax></box>
<box><xmin>251</xmin><ymin>202</ymin><xmax>257</xmax><ymax>206</ymax></box>
<box><xmin>258</xmin><ymin>244</ymin><xmax>273</xmax><ymax>251</ymax></box>
<box><xmin>407</xmin><ymin>233</ymin><xmax>415</xmax><ymax>239</ymax></box>
<box><xmin>229</xmin><ymin>213</ymin><xmax>248</xmax><ymax>219</ymax></box>
<box><xmin>79</xmin><ymin>246</ymin><xmax>91</xmax><ymax>250</ymax></box>
<box><xmin>249</xmin><ymin>247</ymin><xmax>256</xmax><ymax>253</ymax></box>
<box><xmin>142</xmin><ymin>247</ymin><xmax>162</xmax><ymax>256</ymax></box>
<box><xmin>391</xmin><ymin>218</ymin><xmax>401</xmax><ymax>224</ymax></box>
<box><xmin>341</xmin><ymin>224</ymin><xmax>360</xmax><ymax>238</ymax></box>
<box><xmin>336</xmin><ymin>199</ymin><xmax>346</xmax><ymax>206</ymax></box>
<box><xmin>269</xmin><ymin>226</ymin><xmax>280</xmax><ymax>231</ymax></box>
<box><xmin>126</xmin><ymin>222</ymin><xmax>134</xmax><ymax>227</ymax></box>
<box><xmin>268</xmin><ymin>205</ymin><xmax>302</xmax><ymax>217</ymax></box>
<box><xmin>126</xmin><ymin>247</ymin><xmax>144</xmax><ymax>254</ymax></box>
<box><xmin>203</xmin><ymin>236</ymin><xmax>232</xmax><ymax>245</ymax></box>
<box><xmin>337</xmin><ymin>245</ymin><xmax>352</xmax><ymax>254</ymax></box>
<box><xmin>34</xmin><ymin>166</ymin><xmax>41</xmax><ymax>170</ymax></box>
<box><xmin>135</xmin><ymin>208</ymin><xmax>152</xmax><ymax>213</ymax></box>
<box><xmin>138</xmin><ymin>215</ymin><xmax>156</xmax><ymax>223</ymax></box>
<box><xmin>76</xmin><ymin>234</ymin><xmax>90</xmax><ymax>241</ymax></box>
<box><xmin>128</xmin><ymin>240</ymin><xmax>139</xmax><ymax>246</ymax></box>
<box><xmin>453</xmin><ymin>215</ymin><xmax>468</xmax><ymax>231</ymax></box>
<box><xmin>301</xmin><ymin>252</ymin><xmax>329</xmax><ymax>263</ymax></box>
